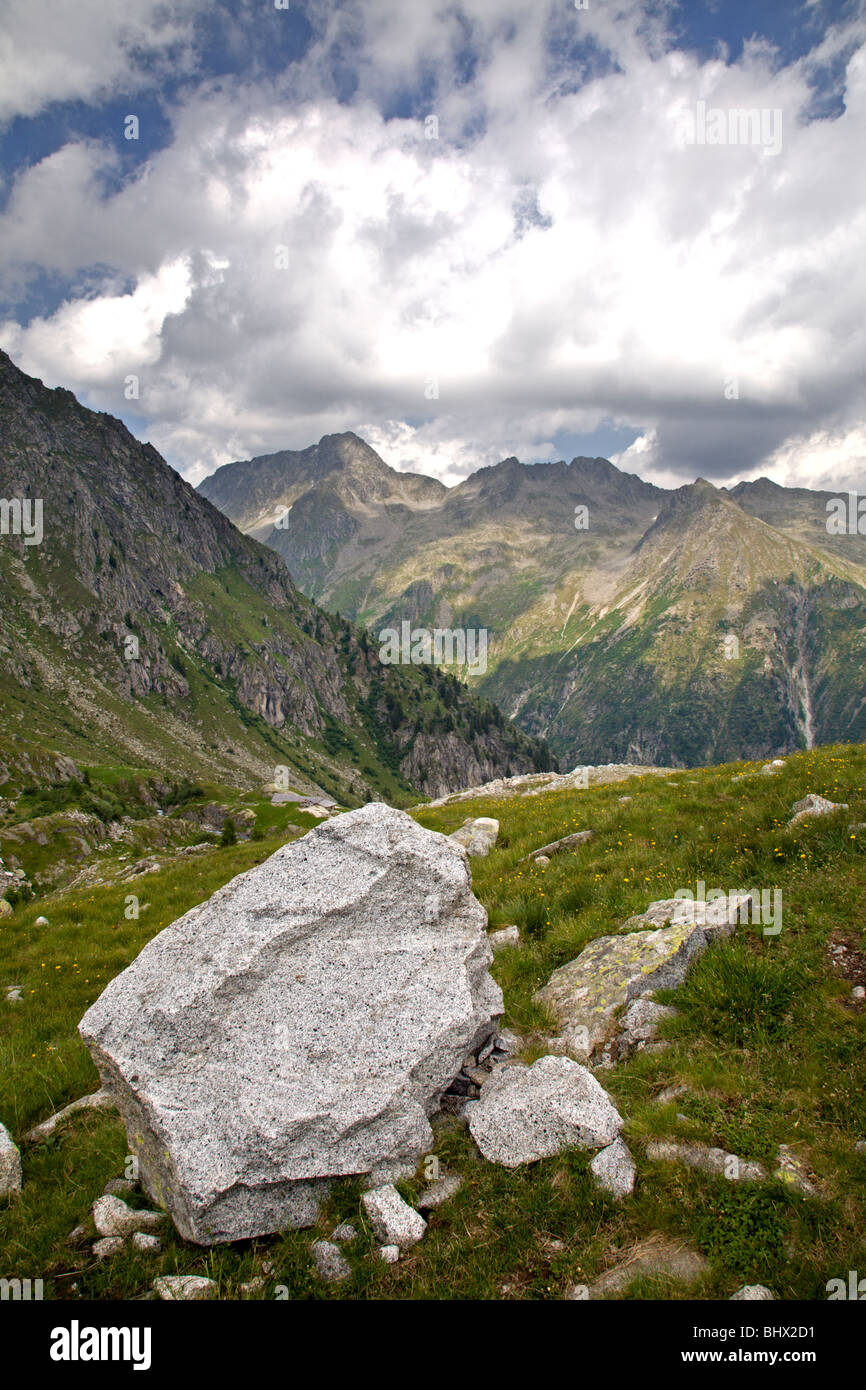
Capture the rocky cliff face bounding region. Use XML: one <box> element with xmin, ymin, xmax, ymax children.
<box><xmin>0</xmin><ymin>351</ymin><xmax>552</xmax><ymax>800</ymax></box>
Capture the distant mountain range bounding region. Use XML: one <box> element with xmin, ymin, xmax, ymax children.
<box><xmin>199</xmin><ymin>433</ymin><xmax>866</xmax><ymax>766</ymax></box>
<box><xmin>0</xmin><ymin>352</ymin><xmax>552</xmax><ymax>801</ymax></box>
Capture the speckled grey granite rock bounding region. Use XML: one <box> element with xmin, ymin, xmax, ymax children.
<box><xmin>613</xmin><ymin>998</ymin><xmax>678</xmax><ymax>1061</ymax></box>
<box><xmin>489</xmin><ymin>926</ymin><xmax>520</xmax><ymax>953</ymax></box>
<box><xmin>533</xmin><ymin>921</ymin><xmax>706</xmax><ymax>1062</ymax></box>
<box><xmin>92</xmin><ymin>1195</ymin><xmax>165</xmax><ymax>1237</ymax></box>
<box><xmin>448</xmin><ymin>817</ymin><xmax>499</xmax><ymax>856</ymax></box>
<box><xmin>362</xmin><ymin>1184</ymin><xmax>427</xmax><ymax>1249</ymax></box>
<box><xmin>730</xmin><ymin>1284</ymin><xmax>775</xmax><ymax>1300</ymax></box>
<box><xmin>584</xmin><ymin>1234</ymin><xmax>708</xmax><ymax>1298</ymax></box>
<box><xmin>93</xmin><ymin>1237</ymin><xmax>124</xmax><ymax>1260</ymax></box>
<box><xmin>788</xmin><ymin>793</ymin><xmax>848</xmax><ymax>828</ymax></box>
<box><xmin>153</xmin><ymin>1275</ymin><xmax>216</xmax><ymax>1301</ymax></box>
<box><xmin>79</xmin><ymin>804</ymin><xmax>501</xmax><ymax>1244</ymax></box>
<box><xmin>0</xmin><ymin>1120</ymin><xmax>22</xmax><ymax>1195</ymax></box>
<box><xmin>468</xmin><ymin>1056</ymin><xmax>622</xmax><ymax>1167</ymax></box>
<box><xmin>132</xmin><ymin>1232</ymin><xmax>162</xmax><ymax>1254</ymax></box>
<box><xmin>24</xmin><ymin>1089</ymin><xmax>114</xmax><ymax>1143</ymax></box>
<box><xmin>416</xmin><ymin>1173</ymin><xmax>463</xmax><ymax>1209</ymax></box>
<box><xmin>331</xmin><ymin>1222</ymin><xmax>357</xmax><ymax>1243</ymax></box>
<box><xmin>590</xmin><ymin>1137</ymin><xmax>636</xmax><ymax>1199</ymax></box>
<box><xmin>620</xmin><ymin>894</ymin><xmax>753</xmax><ymax>942</ymax></box>
<box><xmin>773</xmin><ymin>1144</ymin><xmax>820</xmax><ymax>1197</ymax></box>
<box><xmin>311</xmin><ymin>1240</ymin><xmax>352</xmax><ymax>1283</ymax></box>
<box><xmin>379</xmin><ymin>1244</ymin><xmax>400</xmax><ymax>1263</ymax></box>
<box><xmin>646</xmin><ymin>1140</ymin><xmax>766</xmax><ymax>1182</ymax></box>
<box><xmin>103</xmin><ymin>1177</ymin><xmax>136</xmax><ymax>1197</ymax></box>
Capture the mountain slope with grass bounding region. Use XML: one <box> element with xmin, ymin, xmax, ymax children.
<box><xmin>2</xmin><ymin>741</ymin><xmax>864</xmax><ymax>1299</ymax></box>
<box><xmin>0</xmin><ymin>350</ymin><xmax>552</xmax><ymax>805</ymax></box>
<box><xmin>200</xmin><ymin>439</ymin><xmax>866</xmax><ymax>768</ymax></box>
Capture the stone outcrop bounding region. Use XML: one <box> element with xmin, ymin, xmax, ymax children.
<box><xmin>533</xmin><ymin>918</ymin><xmax>706</xmax><ymax>1063</ymax></box>
<box><xmin>788</xmin><ymin>793</ymin><xmax>849</xmax><ymax>828</ymax></box>
<box><xmin>522</xmin><ymin>830</ymin><xmax>592</xmax><ymax>862</ymax></box>
<box><xmin>448</xmin><ymin>817</ymin><xmax>499</xmax><ymax>856</ymax></box>
<box><xmin>78</xmin><ymin>804</ymin><xmax>502</xmax><ymax>1244</ymax></box>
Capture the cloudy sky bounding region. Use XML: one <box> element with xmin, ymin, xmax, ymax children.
<box><xmin>1</xmin><ymin>0</ymin><xmax>864</xmax><ymax>492</ymax></box>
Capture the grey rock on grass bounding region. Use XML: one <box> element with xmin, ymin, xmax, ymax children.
<box><xmin>311</xmin><ymin>1240</ymin><xmax>352</xmax><ymax>1283</ymax></box>
<box><xmin>362</xmin><ymin>1184</ymin><xmax>427</xmax><ymax>1249</ymax></box>
<box><xmin>590</xmin><ymin>1138</ymin><xmax>636</xmax><ymax>1200</ymax></box>
<box><xmin>448</xmin><ymin>817</ymin><xmax>499</xmax><ymax>856</ymax></box>
<box><xmin>153</xmin><ymin>1275</ymin><xmax>216</xmax><ymax>1301</ymax></box>
<box><xmin>24</xmin><ymin>1089</ymin><xmax>114</xmax><ymax>1143</ymax></box>
<box><xmin>646</xmin><ymin>1140</ymin><xmax>766</xmax><ymax>1182</ymax></box>
<box><xmin>0</xmin><ymin>1120</ymin><xmax>22</xmax><ymax>1195</ymax></box>
<box><xmin>731</xmin><ymin>1284</ymin><xmax>775</xmax><ymax>1300</ymax></box>
<box><xmin>583</xmin><ymin>1235</ymin><xmax>708</xmax><ymax>1299</ymax></box>
<box><xmin>92</xmin><ymin>1195</ymin><xmax>165</xmax><ymax>1237</ymax></box>
<box><xmin>489</xmin><ymin>926</ymin><xmax>520</xmax><ymax>953</ymax></box>
<box><xmin>416</xmin><ymin>1174</ymin><xmax>463</xmax><ymax>1210</ymax></box>
<box><xmin>131</xmin><ymin>1232</ymin><xmax>162</xmax><ymax>1254</ymax></box>
<box><xmin>533</xmin><ymin>920</ymin><xmax>706</xmax><ymax>1062</ymax></box>
<box><xmin>468</xmin><ymin>1056</ymin><xmax>622</xmax><ymax>1167</ymax></box>
<box><xmin>79</xmin><ymin>804</ymin><xmax>501</xmax><ymax>1244</ymax></box>
<box><xmin>93</xmin><ymin>1237</ymin><xmax>124</xmax><ymax>1260</ymax></box>
<box><xmin>788</xmin><ymin>793</ymin><xmax>848</xmax><ymax>828</ymax></box>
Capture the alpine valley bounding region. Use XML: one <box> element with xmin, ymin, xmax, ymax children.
<box><xmin>199</xmin><ymin>433</ymin><xmax>866</xmax><ymax>768</ymax></box>
<box><xmin>0</xmin><ymin>350</ymin><xmax>552</xmax><ymax>807</ymax></box>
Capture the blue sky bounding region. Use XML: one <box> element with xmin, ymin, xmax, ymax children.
<box><xmin>0</xmin><ymin>0</ymin><xmax>864</xmax><ymax>490</ymax></box>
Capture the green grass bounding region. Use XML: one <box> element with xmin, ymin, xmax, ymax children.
<box><xmin>2</xmin><ymin>741</ymin><xmax>865</xmax><ymax>1299</ymax></box>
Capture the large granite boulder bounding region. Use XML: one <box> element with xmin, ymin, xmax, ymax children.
<box><xmin>79</xmin><ymin>804</ymin><xmax>502</xmax><ymax>1244</ymax></box>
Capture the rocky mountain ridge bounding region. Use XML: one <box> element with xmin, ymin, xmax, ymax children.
<box><xmin>0</xmin><ymin>351</ymin><xmax>552</xmax><ymax>801</ymax></box>
<box><xmin>199</xmin><ymin>436</ymin><xmax>866</xmax><ymax>767</ymax></box>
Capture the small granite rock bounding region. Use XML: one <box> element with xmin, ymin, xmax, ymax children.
<box><xmin>489</xmin><ymin>926</ymin><xmax>520</xmax><ymax>953</ymax></box>
<box><xmin>468</xmin><ymin>1056</ymin><xmax>623</xmax><ymax>1167</ymax></box>
<box><xmin>153</xmin><ymin>1275</ymin><xmax>216</xmax><ymax>1301</ymax></box>
<box><xmin>731</xmin><ymin>1284</ymin><xmax>775</xmax><ymax>1300</ymax></box>
<box><xmin>93</xmin><ymin>1237</ymin><xmax>125</xmax><ymax>1260</ymax></box>
<box><xmin>788</xmin><ymin>793</ymin><xmax>848</xmax><ymax>828</ymax></box>
<box><xmin>587</xmin><ymin>1234</ymin><xmax>707</xmax><ymax>1298</ymax></box>
<box><xmin>378</xmin><ymin>1244</ymin><xmax>400</xmax><ymax>1263</ymax></box>
<box><xmin>448</xmin><ymin>817</ymin><xmax>499</xmax><ymax>857</ymax></box>
<box><xmin>92</xmin><ymin>1194</ymin><xmax>165</xmax><ymax>1238</ymax></box>
<box><xmin>331</xmin><ymin>1222</ymin><xmax>357</xmax><ymax>1243</ymax></box>
<box><xmin>534</xmin><ymin>919</ymin><xmax>706</xmax><ymax>1061</ymax></box>
<box><xmin>311</xmin><ymin>1239</ymin><xmax>352</xmax><ymax>1283</ymax></box>
<box><xmin>362</xmin><ymin>1185</ymin><xmax>427</xmax><ymax>1249</ymax></box>
<box><xmin>0</xmin><ymin>1120</ymin><xmax>23</xmax><ymax>1195</ymax></box>
<box><xmin>773</xmin><ymin>1143</ymin><xmax>820</xmax><ymax>1197</ymax></box>
<box><xmin>590</xmin><ymin>1137</ymin><xmax>636</xmax><ymax>1200</ymax></box>
<box><xmin>24</xmin><ymin>1089</ymin><xmax>115</xmax><ymax>1143</ymax></box>
<box><xmin>647</xmin><ymin>1140</ymin><xmax>766</xmax><ymax>1182</ymax></box>
<box><xmin>104</xmin><ymin>1177</ymin><xmax>136</xmax><ymax>1197</ymax></box>
<box><xmin>131</xmin><ymin>1232</ymin><xmax>161</xmax><ymax>1254</ymax></box>
<box><xmin>416</xmin><ymin>1174</ymin><xmax>463</xmax><ymax>1210</ymax></box>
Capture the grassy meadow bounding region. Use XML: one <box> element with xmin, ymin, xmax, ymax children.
<box><xmin>1</xmin><ymin>742</ymin><xmax>865</xmax><ymax>1299</ymax></box>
